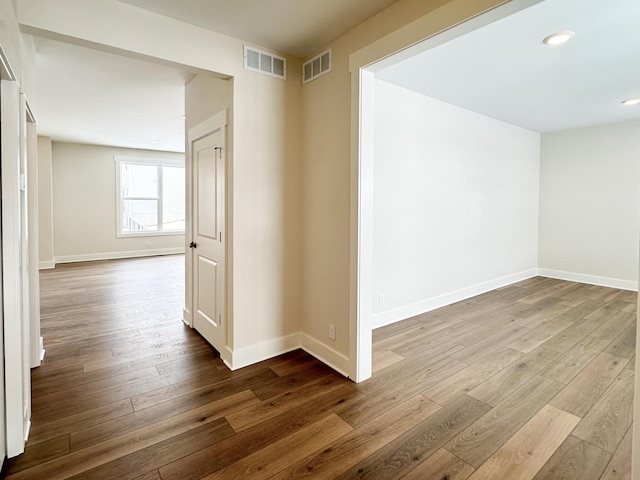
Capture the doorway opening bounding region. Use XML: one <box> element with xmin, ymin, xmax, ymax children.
<box><xmin>29</xmin><ymin>34</ymin><xmax>234</xmax><ymax>437</ymax></box>
<box><xmin>352</xmin><ymin>0</ymin><xmax>640</xmax><ymax>474</ymax></box>
<box><xmin>353</xmin><ymin>0</ymin><xmax>640</xmax><ymax>385</ymax></box>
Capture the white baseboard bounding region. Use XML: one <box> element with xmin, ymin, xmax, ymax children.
<box><xmin>39</xmin><ymin>260</ymin><xmax>55</xmax><ymax>270</ymax></box>
<box><xmin>31</xmin><ymin>336</ymin><xmax>45</xmax><ymax>368</ymax></box>
<box><xmin>537</xmin><ymin>268</ymin><xmax>638</xmax><ymax>292</ymax></box>
<box><xmin>182</xmin><ymin>308</ymin><xmax>192</xmax><ymax>327</ymax></box>
<box><xmin>24</xmin><ymin>419</ymin><xmax>31</xmax><ymax>443</ymax></box>
<box><xmin>54</xmin><ymin>247</ymin><xmax>185</xmax><ymax>264</ymax></box>
<box><xmin>205</xmin><ymin>331</ymin><xmax>351</xmax><ymax>378</ymax></box>
<box><xmin>226</xmin><ymin>333</ymin><xmax>301</xmax><ymax>371</ymax></box>
<box><xmin>301</xmin><ymin>334</ymin><xmax>350</xmax><ymax>378</ymax></box>
<box><xmin>371</xmin><ymin>268</ymin><xmax>538</xmax><ymax>330</ymax></box>
<box><xmin>219</xmin><ymin>346</ymin><xmax>234</xmax><ymax>369</ymax></box>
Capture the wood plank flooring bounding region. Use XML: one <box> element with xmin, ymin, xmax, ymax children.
<box><xmin>4</xmin><ymin>256</ymin><xmax>635</xmax><ymax>479</ymax></box>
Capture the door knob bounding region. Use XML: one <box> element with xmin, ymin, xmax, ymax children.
<box><xmin>189</xmin><ymin>241</ymin><xmax>197</xmax><ymax>248</ymax></box>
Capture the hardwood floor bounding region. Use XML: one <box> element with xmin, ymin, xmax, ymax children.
<box><xmin>4</xmin><ymin>255</ymin><xmax>635</xmax><ymax>479</ymax></box>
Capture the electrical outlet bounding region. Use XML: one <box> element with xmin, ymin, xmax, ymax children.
<box><xmin>329</xmin><ymin>324</ymin><xmax>336</xmax><ymax>340</ymax></box>
<box><xmin>379</xmin><ymin>294</ymin><xmax>385</xmax><ymax>306</ymax></box>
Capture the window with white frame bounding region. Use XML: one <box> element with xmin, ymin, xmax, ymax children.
<box><xmin>116</xmin><ymin>157</ymin><xmax>185</xmax><ymax>236</ymax></box>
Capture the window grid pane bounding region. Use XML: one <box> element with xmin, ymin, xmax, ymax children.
<box><xmin>118</xmin><ymin>161</ymin><xmax>185</xmax><ymax>235</ymax></box>
<box><xmin>122</xmin><ymin>199</ymin><xmax>158</xmax><ymax>232</ymax></box>
<box><xmin>121</xmin><ymin>164</ymin><xmax>158</xmax><ymax>198</ymax></box>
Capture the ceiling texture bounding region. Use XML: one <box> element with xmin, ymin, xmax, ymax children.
<box><xmin>29</xmin><ymin>0</ymin><xmax>640</xmax><ymax>153</ymax></box>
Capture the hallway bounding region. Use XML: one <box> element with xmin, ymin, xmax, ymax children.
<box><xmin>4</xmin><ymin>255</ymin><xmax>635</xmax><ymax>479</ymax></box>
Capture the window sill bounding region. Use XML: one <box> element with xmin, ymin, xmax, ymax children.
<box><xmin>117</xmin><ymin>231</ymin><xmax>185</xmax><ymax>239</ymax></box>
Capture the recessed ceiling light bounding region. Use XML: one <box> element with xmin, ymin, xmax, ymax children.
<box><xmin>622</xmin><ymin>98</ymin><xmax>640</xmax><ymax>106</ymax></box>
<box><xmin>543</xmin><ymin>31</ymin><xmax>575</xmax><ymax>46</ymax></box>
<box><xmin>149</xmin><ymin>140</ymin><xmax>158</xmax><ymax>144</ymax></box>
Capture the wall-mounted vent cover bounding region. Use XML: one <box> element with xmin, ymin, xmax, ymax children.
<box><xmin>244</xmin><ymin>46</ymin><xmax>286</xmax><ymax>79</ymax></box>
<box><xmin>303</xmin><ymin>49</ymin><xmax>331</xmax><ymax>84</ymax></box>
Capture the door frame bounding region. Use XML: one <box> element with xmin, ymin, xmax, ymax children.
<box><xmin>184</xmin><ymin>110</ymin><xmax>231</xmax><ymax>364</ymax></box>
<box><xmin>349</xmin><ymin>0</ymin><xmax>640</xmax><ymax>475</ymax></box>
<box><xmin>1</xmin><ymin>79</ymin><xmax>31</xmax><ymax>457</ymax></box>
<box><xmin>348</xmin><ymin>1</ymin><xmax>544</xmax><ymax>382</ymax></box>
<box><xmin>27</xmin><ymin>118</ymin><xmax>44</xmax><ymax>368</ymax></box>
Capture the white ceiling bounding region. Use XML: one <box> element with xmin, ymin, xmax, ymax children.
<box><xmin>34</xmin><ymin>37</ymin><xmax>193</xmax><ymax>152</ymax></box>
<box><xmin>377</xmin><ymin>0</ymin><xmax>640</xmax><ymax>132</ymax></box>
<box><xmin>31</xmin><ymin>0</ymin><xmax>640</xmax><ymax>154</ymax></box>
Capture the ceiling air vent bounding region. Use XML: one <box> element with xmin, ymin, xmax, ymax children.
<box><xmin>244</xmin><ymin>46</ymin><xmax>286</xmax><ymax>79</ymax></box>
<box><xmin>303</xmin><ymin>49</ymin><xmax>331</xmax><ymax>84</ymax></box>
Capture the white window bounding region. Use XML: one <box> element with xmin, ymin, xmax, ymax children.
<box><xmin>116</xmin><ymin>157</ymin><xmax>185</xmax><ymax>236</ymax></box>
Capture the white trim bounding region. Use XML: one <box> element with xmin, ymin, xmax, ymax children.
<box><xmin>54</xmin><ymin>247</ymin><xmax>184</xmax><ymax>264</ymax></box>
<box><xmin>117</xmin><ymin>230</ymin><xmax>186</xmax><ymax>238</ymax></box>
<box><xmin>225</xmin><ymin>333</ymin><xmax>301</xmax><ymax>371</ymax></box>
<box><xmin>219</xmin><ymin>346</ymin><xmax>233</xmax><ymax>368</ymax></box>
<box><xmin>538</xmin><ymin>269</ymin><xmax>638</xmax><ymax>292</ymax></box>
<box><xmin>38</xmin><ymin>337</ymin><xmax>45</xmax><ymax>363</ymax></box>
<box><xmin>301</xmin><ymin>334</ymin><xmax>350</xmax><ymax>378</ymax></box>
<box><xmin>372</xmin><ymin>269</ymin><xmax>538</xmax><ymax>330</ymax></box>
<box><xmin>115</xmin><ymin>156</ymin><xmax>186</xmax><ymax>237</ymax></box>
<box><xmin>1</xmin><ymin>79</ymin><xmax>27</xmax><ymax>457</ymax></box>
<box><xmin>351</xmin><ymin>68</ymin><xmax>375</xmax><ymax>382</ymax></box>
<box><xmin>349</xmin><ymin>0</ymin><xmax>546</xmax><ymax>384</ymax></box>
<box><xmin>114</xmin><ymin>155</ymin><xmax>184</xmax><ymax>167</ymax></box>
<box><xmin>182</xmin><ymin>308</ymin><xmax>192</xmax><ymax>327</ymax></box>
<box><xmin>349</xmin><ymin>0</ymin><xmax>541</xmax><ymax>382</ymax></box>
<box><xmin>38</xmin><ymin>260</ymin><xmax>55</xmax><ymax>270</ymax></box>
<box><xmin>23</xmin><ymin>420</ymin><xmax>31</xmax><ymax>443</ymax></box>
<box><xmin>27</xmin><ymin>120</ymin><xmax>42</xmax><ymax>369</ymax></box>
<box><xmin>189</xmin><ymin>109</ymin><xmax>228</xmax><ymax>142</ymax></box>
<box><xmin>0</xmin><ymin>45</ymin><xmax>15</xmax><ymax>81</ymax></box>
<box><xmin>368</xmin><ymin>267</ymin><xmax>637</xmax><ymax>334</ymax></box>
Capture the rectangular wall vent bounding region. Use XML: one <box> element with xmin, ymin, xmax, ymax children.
<box><xmin>303</xmin><ymin>49</ymin><xmax>331</xmax><ymax>84</ymax></box>
<box><xmin>244</xmin><ymin>46</ymin><xmax>286</xmax><ymax>79</ymax></box>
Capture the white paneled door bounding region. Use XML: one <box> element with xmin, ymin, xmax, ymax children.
<box><xmin>188</xmin><ymin>113</ymin><xmax>227</xmax><ymax>357</ymax></box>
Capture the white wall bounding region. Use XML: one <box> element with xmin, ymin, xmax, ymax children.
<box><xmin>51</xmin><ymin>142</ymin><xmax>185</xmax><ymax>262</ymax></box>
<box><xmin>301</xmin><ymin>0</ymin><xmax>516</xmax><ymax>376</ymax></box>
<box><xmin>372</xmin><ymin>80</ymin><xmax>540</xmax><ymax>327</ymax></box>
<box><xmin>18</xmin><ymin>0</ymin><xmax>304</xmax><ymax>369</ymax></box>
<box><xmin>539</xmin><ymin>121</ymin><xmax>640</xmax><ymax>290</ymax></box>
<box><xmin>184</xmin><ymin>73</ymin><xmax>303</xmax><ymax>366</ymax></box>
<box><xmin>185</xmin><ymin>75</ymin><xmax>233</xmax><ymax>129</ymax></box>
<box><xmin>184</xmin><ymin>74</ymin><xmax>231</xmax><ymax>345</ymax></box>
<box><xmin>37</xmin><ymin>136</ymin><xmax>54</xmax><ymax>268</ymax></box>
